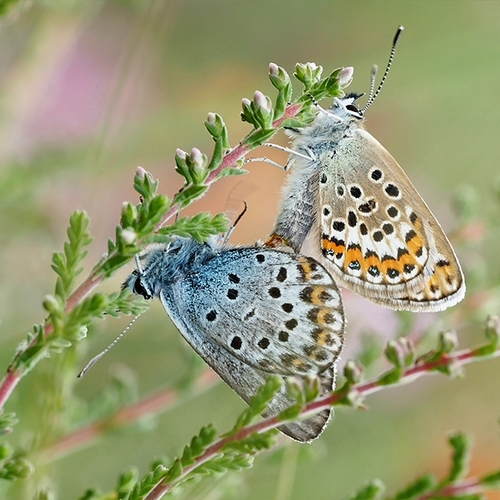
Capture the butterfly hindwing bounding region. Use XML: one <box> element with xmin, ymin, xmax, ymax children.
<box><xmin>159</xmin><ymin>246</ymin><xmax>344</xmax><ymax>442</ymax></box>
<box><xmin>317</xmin><ymin>127</ymin><xmax>465</xmax><ymax>311</ymax></box>
<box><xmin>269</xmin><ymin>95</ymin><xmax>465</xmax><ymax>312</ymax></box>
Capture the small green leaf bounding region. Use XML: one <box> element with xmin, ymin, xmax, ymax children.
<box><xmin>279</xmin><ymin>117</ymin><xmax>310</xmax><ymax>129</ymax></box>
<box><xmin>294</xmin><ymin>62</ymin><xmax>323</xmax><ymax>90</ymax></box>
<box><xmin>133</xmin><ymin>167</ymin><xmax>159</xmax><ymax>202</ymax></box>
<box><xmin>157</xmin><ymin>212</ymin><xmax>230</xmax><ymax>242</ymax></box>
<box><xmin>385</xmin><ymin>340</ymin><xmax>404</xmax><ymax>367</ymax></box>
<box><xmin>268</xmin><ymin>63</ymin><xmax>291</xmax><ymax>92</ymax></box>
<box><xmin>51</xmin><ymin>210</ymin><xmax>93</xmax><ymax>300</ymax></box>
<box><xmin>343</xmin><ymin>360</ymin><xmax>364</xmax><ymax>385</ymax></box>
<box><xmin>273</xmin><ymin>89</ymin><xmax>288</xmax><ymax>121</ymax></box>
<box><xmin>377</xmin><ymin>367</ymin><xmax>403</xmax><ymax>386</ymax></box>
<box><xmin>0</xmin><ymin>411</ymin><xmax>17</xmax><ymax>435</ymax></box>
<box><xmin>481</xmin><ymin>470</ymin><xmax>500</xmax><ymax>487</ymax></box>
<box><xmin>350</xmin><ymin>480</ymin><xmax>385</xmax><ymax>500</ymax></box>
<box><xmin>0</xmin><ymin>455</ymin><xmax>34</xmax><ymax>480</ymax></box>
<box><xmin>173</xmin><ymin>185</ymin><xmax>209</xmax><ymax>209</ymax></box>
<box><xmin>446</xmin><ymin>433</ymin><xmax>471</xmax><ymax>483</ymax></box>
<box><xmin>214</xmin><ymin>167</ymin><xmax>248</xmax><ymax>181</ymax></box>
<box><xmin>174</xmin><ymin>150</ymin><xmax>193</xmax><ymax>184</ymax></box>
<box><xmin>121</xmin><ymin>202</ymin><xmax>139</xmax><ymax>228</ymax></box>
<box><xmin>223</xmin><ymin>429</ymin><xmax>278</xmax><ymax>454</ymax></box>
<box><xmin>205</xmin><ymin>113</ymin><xmax>230</xmax><ymax>148</ymax></box>
<box><xmin>206</xmin><ymin>136</ymin><xmax>225</xmax><ymax>172</ymax></box>
<box><xmin>242</xmin><ymin>128</ymin><xmax>277</xmax><ymax>148</ymax></box>
<box><xmin>303</xmin><ymin>374</ymin><xmax>321</xmax><ymax>402</ymax></box>
<box><xmin>277</xmin><ymin>403</ymin><xmax>302</xmax><ymax>422</ymax></box>
<box><xmin>165</xmin><ymin>459</ymin><xmax>183</xmax><ymax>483</ymax></box>
<box><xmin>76</xmin><ymin>489</ymin><xmax>100</xmax><ymax>500</ymax></box>
<box><xmin>228</xmin><ymin>375</ymin><xmax>282</xmax><ymax>434</ymax></box>
<box><xmin>241</xmin><ymin>97</ymin><xmax>258</xmax><ymax>126</ymax></box>
<box><xmin>439</xmin><ymin>330</ymin><xmax>459</xmax><ymax>354</ymax></box>
<box><xmin>393</xmin><ymin>474</ymin><xmax>436</xmax><ymax>500</ymax></box>
<box><xmin>117</xmin><ymin>467</ymin><xmax>138</xmax><ymax>495</ymax></box>
<box><xmin>285</xmin><ymin>376</ymin><xmax>305</xmax><ymax>405</ymax></box>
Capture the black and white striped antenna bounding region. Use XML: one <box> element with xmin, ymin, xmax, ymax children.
<box><xmin>361</xmin><ymin>25</ymin><xmax>404</xmax><ymax>113</ymax></box>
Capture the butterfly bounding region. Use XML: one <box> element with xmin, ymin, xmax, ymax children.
<box><xmin>267</xmin><ymin>29</ymin><xmax>465</xmax><ymax>312</ymax></box>
<box><xmin>124</xmin><ymin>237</ymin><xmax>345</xmax><ymax>442</ymax></box>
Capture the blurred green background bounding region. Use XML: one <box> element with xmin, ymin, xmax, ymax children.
<box><xmin>1</xmin><ymin>1</ymin><xmax>500</xmax><ymax>499</ymax></box>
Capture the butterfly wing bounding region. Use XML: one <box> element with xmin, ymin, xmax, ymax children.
<box><xmin>160</xmin><ymin>248</ymin><xmax>345</xmax><ymax>442</ymax></box>
<box><xmin>316</xmin><ymin>126</ymin><xmax>465</xmax><ymax>312</ymax></box>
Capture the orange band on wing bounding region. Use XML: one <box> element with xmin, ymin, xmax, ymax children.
<box><xmin>406</xmin><ymin>231</ymin><xmax>424</xmax><ymax>257</ymax></box>
<box><xmin>322</xmin><ymin>237</ymin><xmax>345</xmax><ymax>255</ymax></box>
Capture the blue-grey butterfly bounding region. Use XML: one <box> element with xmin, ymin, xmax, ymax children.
<box><xmin>124</xmin><ymin>237</ymin><xmax>345</xmax><ymax>442</ymax></box>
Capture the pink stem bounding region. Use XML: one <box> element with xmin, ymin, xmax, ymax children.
<box><xmin>146</xmin><ymin>344</ymin><xmax>500</xmax><ymax>499</ymax></box>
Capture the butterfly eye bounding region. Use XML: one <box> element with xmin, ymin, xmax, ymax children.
<box><xmin>346</xmin><ymin>104</ymin><xmax>361</xmax><ymax>114</ymax></box>
<box><xmin>133</xmin><ymin>278</ymin><xmax>152</xmax><ymax>300</ymax></box>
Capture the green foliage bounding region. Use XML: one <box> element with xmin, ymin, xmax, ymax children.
<box><xmin>349</xmin><ymin>480</ymin><xmax>385</xmax><ymax>500</ymax></box>
<box><xmin>477</xmin><ymin>314</ymin><xmax>500</xmax><ymax>356</ymax></box>
<box><xmin>393</xmin><ymin>474</ymin><xmax>436</xmax><ymax>500</ymax></box>
<box><xmin>0</xmin><ymin>411</ymin><xmax>17</xmax><ymax>436</ymax></box>
<box><xmin>0</xmin><ymin>0</ymin><xmax>21</xmax><ymax>16</ymax></box>
<box><xmin>0</xmin><ymin>444</ymin><xmax>32</xmax><ymax>481</ymax></box>
<box><xmin>348</xmin><ymin>434</ymin><xmax>500</xmax><ymax>500</ymax></box>
<box><xmin>446</xmin><ymin>433</ymin><xmax>471</xmax><ymax>484</ymax></box>
<box><xmin>125</xmin><ymin>463</ymin><xmax>169</xmax><ymax>500</ymax></box>
<box><xmin>155</xmin><ymin>212</ymin><xmax>230</xmax><ymax>243</ymax></box>
<box><xmin>227</xmin><ymin>375</ymin><xmax>282</xmax><ymax>435</ymax></box>
<box><xmin>52</xmin><ymin>211</ymin><xmax>93</xmax><ymax>300</ymax></box>
<box><xmin>481</xmin><ymin>471</ymin><xmax>500</xmax><ymax>488</ymax></box>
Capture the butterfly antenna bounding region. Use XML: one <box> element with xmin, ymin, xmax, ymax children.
<box><xmin>223</xmin><ymin>201</ymin><xmax>248</xmax><ymax>245</ymax></box>
<box><xmin>361</xmin><ymin>25</ymin><xmax>404</xmax><ymax>113</ymax></box>
<box><xmin>366</xmin><ymin>64</ymin><xmax>378</xmax><ymax>104</ymax></box>
<box><xmin>77</xmin><ymin>314</ymin><xmax>141</xmax><ymax>378</ymax></box>
<box><xmin>233</xmin><ymin>200</ymin><xmax>248</xmax><ymax>228</ymax></box>
<box><xmin>306</xmin><ymin>93</ymin><xmax>330</xmax><ymax>116</ymax></box>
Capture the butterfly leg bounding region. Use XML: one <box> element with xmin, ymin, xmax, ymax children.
<box><xmin>243</xmin><ymin>156</ymin><xmax>286</xmax><ymax>170</ymax></box>
<box><xmin>261</xmin><ymin>142</ymin><xmax>315</xmax><ymax>162</ymax></box>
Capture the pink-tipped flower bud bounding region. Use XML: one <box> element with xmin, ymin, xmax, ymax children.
<box><xmin>206</xmin><ymin>112</ymin><xmax>216</xmax><ymax>125</ymax></box>
<box><xmin>176</xmin><ymin>148</ymin><xmax>187</xmax><ymax>159</ymax></box>
<box><xmin>135</xmin><ymin>166</ymin><xmax>147</xmax><ymax>179</ymax></box>
<box><xmin>269</xmin><ymin>62</ymin><xmax>279</xmax><ymax>77</ymax></box>
<box><xmin>253</xmin><ymin>90</ymin><xmax>271</xmax><ymax>113</ymax></box>
<box><xmin>190</xmin><ymin>147</ymin><xmax>204</xmax><ymax>168</ymax></box>
<box><xmin>339</xmin><ymin>66</ymin><xmax>354</xmax><ymax>87</ymax></box>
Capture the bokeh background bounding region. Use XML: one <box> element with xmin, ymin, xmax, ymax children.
<box><xmin>1</xmin><ymin>1</ymin><xmax>500</xmax><ymax>499</ymax></box>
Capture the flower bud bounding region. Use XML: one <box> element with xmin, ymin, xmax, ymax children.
<box><xmin>339</xmin><ymin>66</ymin><xmax>354</xmax><ymax>87</ymax></box>
<box><xmin>121</xmin><ymin>228</ymin><xmax>137</xmax><ymax>245</ymax></box>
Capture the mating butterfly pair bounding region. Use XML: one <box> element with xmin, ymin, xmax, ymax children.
<box><xmin>125</xmin><ymin>27</ymin><xmax>464</xmax><ymax>442</ymax></box>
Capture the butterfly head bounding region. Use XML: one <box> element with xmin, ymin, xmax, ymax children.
<box><xmin>330</xmin><ymin>93</ymin><xmax>365</xmax><ymax>120</ymax></box>
<box><xmin>123</xmin><ymin>265</ymin><xmax>154</xmax><ymax>300</ymax></box>
<box><xmin>123</xmin><ymin>237</ymin><xmax>218</xmax><ymax>300</ymax></box>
